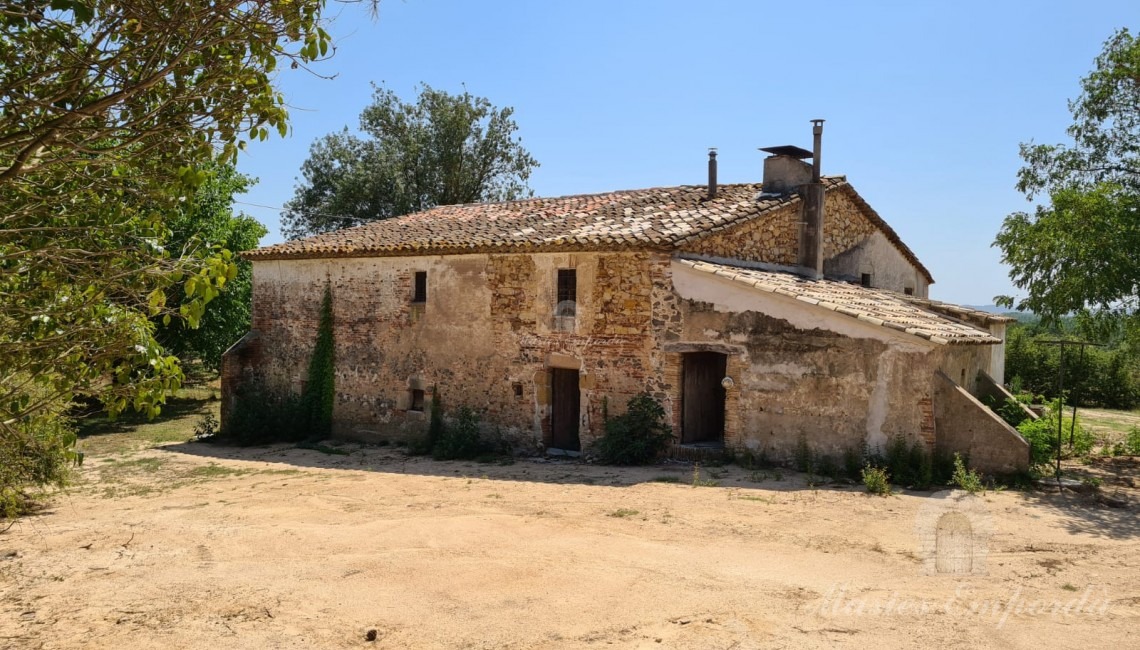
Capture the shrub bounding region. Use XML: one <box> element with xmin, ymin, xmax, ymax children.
<box><xmin>885</xmin><ymin>436</ymin><xmax>910</xmax><ymax>485</ymax></box>
<box><xmin>861</xmin><ymin>464</ymin><xmax>891</xmax><ymax>496</ymax></box>
<box><xmin>432</xmin><ymin>406</ymin><xmax>485</xmax><ymax>460</ymax></box>
<box><xmin>816</xmin><ymin>454</ymin><xmax>839</xmax><ymax>481</ymax></box>
<box><xmin>1126</xmin><ymin>427</ymin><xmax>1140</xmax><ymax>456</ymax></box>
<box><xmin>1017</xmin><ymin>405</ymin><xmax>1095</xmax><ymax>470</ymax></box>
<box><xmin>908</xmin><ymin>441</ymin><xmax>935</xmax><ymax>489</ymax></box>
<box><xmin>221</xmin><ymin>382</ymin><xmax>308</xmax><ymax>445</ymax></box>
<box><xmin>1</xmin><ymin>401</ymin><xmax>80</xmax><ymax>519</ymax></box>
<box><xmin>950</xmin><ymin>454</ymin><xmax>984</xmax><ymax>494</ymax></box>
<box><xmin>596</xmin><ymin>393</ymin><xmax>672</xmax><ymax>465</ymax></box>
<box><xmin>842</xmin><ymin>446</ymin><xmax>864</xmax><ymax>480</ymax></box>
<box><xmin>792</xmin><ymin>435</ymin><xmax>813</xmax><ymax>473</ymax></box>
<box><xmin>193</xmin><ymin>413</ymin><xmax>220</xmax><ymax>442</ymax></box>
<box><xmin>983</xmin><ymin>395</ymin><xmax>1032</xmax><ymax>428</ymax></box>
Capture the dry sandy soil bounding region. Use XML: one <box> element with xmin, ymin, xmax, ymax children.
<box><xmin>2</xmin><ymin>432</ymin><xmax>1139</xmax><ymax>649</ymax></box>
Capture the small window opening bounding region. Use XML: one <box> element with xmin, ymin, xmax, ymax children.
<box><xmin>556</xmin><ymin>268</ymin><xmax>577</xmax><ymax>316</ymax></box>
<box><xmin>412</xmin><ymin>271</ymin><xmax>427</xmax><ymax>303</ymax></box>
<box><xmin>512</xmin><ymin>382</ymin><xmax>523</xmax><ymax>398</ymax></box>
<box><xmin>904</xmin><ymin>286</ymin><xmax>915</xmax><ymax>296</ymax></box>
<box><xmin>409</xmin><ymin>389</ymin><xmax>425</xmax><ymax>412</ymax></box>
<box><xmin>960</xmin><ymin>369</ymin><xmax>966</xmax><ymax>386</ymax></box>
<box><xmin>860</xmin><ymin>273</ymin><xmax>872</xmax><ymax>288</ymax></box>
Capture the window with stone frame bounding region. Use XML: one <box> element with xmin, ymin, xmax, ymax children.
<box><xmin>409</xmin><ymin>389</ymin><xmax>425</xmax><ymax>412</ymax></box>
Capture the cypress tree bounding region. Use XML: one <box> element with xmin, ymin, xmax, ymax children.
<box><xmin>303</xmin><ymin>282</ymin><xmax>336</xmax><ymax>438</ymax></box>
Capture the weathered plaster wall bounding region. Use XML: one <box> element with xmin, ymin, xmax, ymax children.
<box><xmin>670</xmin><ymin>262</ymin><xmax>941</xmax><ymax>459</ymax></box>
<box><xmin>933</xmin><ymin>371</ymin><xmax>1030</xmax><ymax>474</ymax></box>
<box><xmin>939</xmin><ymin>345</ymin><xmax>994</xmax><ymax>396</ymax></box>
<box><xmin>988</xmin><ymin>323</ymin><xmax>1007</xmax><ymax>384</ymax></box>
<box><xmin>245</xmin><ymin>252</ymin><xmax>673</xmax><ymax>448</ymax></box>
<box><xmin>824</xmin><ymin>231</ymin><xmax>930</xmax><ymax>297</ymax></box>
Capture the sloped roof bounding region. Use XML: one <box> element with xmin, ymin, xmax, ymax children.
<box><xmin>677</xmin><ymin>259</ymin><xmax>999</xmax><ymax>345</ymax></box>
<box><xmin>902</xmin><ymin>299</ymin><xmax>1017</xmax><ymax>326</ymax></box>
<box><xmin>247</xmin><ymin>178</ymin><xmax>932</xmax><ymax>282</ymax></box>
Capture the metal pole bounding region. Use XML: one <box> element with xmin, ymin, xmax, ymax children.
<box><xmin>1056</xmin><ymin>348</ymin><xmax>1064</xmax><ymax>480</ymax></box>
<box><xmin>1070</xmin><ymin>345</ymin><xmax>1084</xmax><ymax>446</ymax></box>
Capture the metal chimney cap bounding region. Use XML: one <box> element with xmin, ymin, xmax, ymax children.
<box><xmin>759</xmin><ymin>145</ymin><xmax>813</xmax><ymax>159</ymax></box>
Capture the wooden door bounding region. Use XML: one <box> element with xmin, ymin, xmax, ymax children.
<box><xmin>682</xmin><ymin>352</ymin><xmax>726</xmax><ymax>444</ymax></box>
<box><xmin>550</xmin><ymin>368</ymin><xmax>581</xmax><ymax>451</ymax></box>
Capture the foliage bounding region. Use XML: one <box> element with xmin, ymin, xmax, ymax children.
<box><xmin>427</xmin><ymin>386</ymin><xmax>445</xmax><ymax>452</ymax></box>
<box><xmin>1004</xmin><ymin>323</ymin><xmax>1139</xmax><ymax>410</ymax></box>
<box><xmin>1017</xmin><ymin>405</ymin><xmax>1095</xmax><ymax>470</ymax></box>
<box><xmin>155</xmin><ymin>165</ymin><xmax>267</xmax><ymax>371</ymax></box>
<box><xmin>994</xmin><ymin>29</ymin><xmax>1140</xmax><ymax>336</ymax></box>
<box><xmin>983</xmin><ymin>395</ymin><xmax>1033</xmax><ymax>428</ymax></box>
<box><xmin>861</xmin><ymin>464</ymin><xmax>891</xmax><ymax>496</ymax></box>
<box><xmin>282</xmin><ymin>84</ymin><xmax>539</xmax><ymax>238</ymax></box>
<box><xmin>193</xmin><ymin>413</ymin><xmax>220</xmax><ymax>442</ymax></box>
<box><xmin>220</xmin><ymin>383</ymin><xmax>308</xmax><ymax>446</ymax></box>
<box><xmin>432</xmin><ymin>406</ymin><xmax>485</xmax><ymax>461</ymax></box>
<box><xmin>0</xmin><ymin>1</ymin><xmax>334</xmax><ymax>500</ymax></box>
<box><xmin>950</xmin><ymin>454</ymin><xmax>984</xmax><ymax>494</ymax></box>
<box><xmin>792</xmin><ymin>435</ymin><xmax>813</xmax><ymax>473</ymax></box>
<box><xmin>843</xmin><ymin>446</ymin><xmax>864</xmax><ymax>480</ymax></box>
<box><xmin>302</xmin><ymin>283</ymin><xmax>336</xmax><ymax>438</ymax></box>
<box><xmin>596</xmin><ymin>394</ymin><xmax>673</xmax><ymax>465</ymax></box>
<box><xmin>1128</xmin><ymin>427</ymin><xmax>1140</xmax><ymax>456</ymax></box>
<box><xmin>1</xmin><ymin>393</ymin><xmax>81</xmax><ymax>518</ymax></box>
<box><xmin>879</xmin><ymin>435</ymin><xmax>940</xmax><ymax>489</ymax></box>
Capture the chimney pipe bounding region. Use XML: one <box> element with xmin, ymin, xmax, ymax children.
<box><xmin>811</xmin><ymin>119</ymin><xmax>824</xmax><ymax>182</ymax></box>
<box><xmin>799</xmin><ymin>119</ymin><xmax>826</xmax><ymax>277</ymax></box>
<box><xmin>707</xmin><ymin>148</ymin><xmax>717</xmax><ymax>199</ymax></box>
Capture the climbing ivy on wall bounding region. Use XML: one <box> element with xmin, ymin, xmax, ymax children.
<box><xmin>303</xmin><ymin>282</ymin><xmax>336</xmax><ymax>438</ymax></box>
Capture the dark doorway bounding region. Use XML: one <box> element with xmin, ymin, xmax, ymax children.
<box><xmin>550</xmin><ymin>368</ymin><xmax>581</xmax><ymax>451</ymax></box>
<box><xmin>682</xmin><ymin>352</ymin><xmax>727</xmax><ymax>444</ymax></box>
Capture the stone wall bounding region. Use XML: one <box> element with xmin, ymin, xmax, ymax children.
<box><xmin>933</xmin><ymin>371</ymin><xmax>1030</xmax><ymax>475</ymax></box>
<box><xmin>678</xmin><ymin>187</ymin><xmax>922</xmax><ymax>294</ymax></box>
<box><xmin>682</xmin><ymin>202</ymin><xmax>801</xmax><ymax>265</ymax></box>
<box><xmin>243</xmin><ymin>252</ymin><xmax>672</xmax><ymax>449</ymax></box>
<box><xmin>236</xmin><ymin>248</ymin><xmax>1010</xmax><ymax>468</ymax></box>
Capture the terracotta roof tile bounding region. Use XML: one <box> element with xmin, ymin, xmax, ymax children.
<box><xmin>677</xmin><ymin>259</ymin><xmax>999</xmax><ymax>345</ymax></box>
<box><xmin>247</xmin><ymin>179</ymin><xmax>845</xmax><ymax>261</ymax></box>
<box><xmin>248</xmin><ymin>178</ymin><xmax>936</xmax><ymax>285</ymax></box>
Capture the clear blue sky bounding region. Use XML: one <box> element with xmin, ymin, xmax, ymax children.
<box><xmin>234</xmin><ymin>0</ymin><xmax>1137</xmax><ymax>306</ymax></box>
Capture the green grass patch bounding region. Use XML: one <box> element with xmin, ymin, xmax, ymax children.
<box><xmin>186</xmin><ymin>463</ymin><xmax>253</xmax><ymax>479</ymax></box>
<box><xmin>607</xmin><ymin>508</ymin><xmax>639</xmax><ymax>518</ymax></box>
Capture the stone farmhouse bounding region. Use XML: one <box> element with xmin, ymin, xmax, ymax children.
<box><xmin>224</xmin><ymin>122</ymin><xmax>1029</xmax><ymax>473</ymax></box>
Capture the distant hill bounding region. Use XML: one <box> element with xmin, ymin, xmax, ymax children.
<box><xmin>965</xmin><ymin>305</ymin><xmax>1037</xmax><ymax>323</ymax></box>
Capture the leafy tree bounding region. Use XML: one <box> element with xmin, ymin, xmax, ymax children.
<box><xmin>994</xmin><ymin>29</ymin><xmax>1140</xmax><ymax>334</ymax></box>
<box><xmin>282</xmin><ymin>84</ymin><xmax>539</xmax><ymax>238</ymax></box>
<box><xmin>0</xmin><ymin>1</ymin><xmax>334</xmax><ymax>508</ymax></box>
<box><xmin>156</xmin><ymin>165</ymin><xmax>267</xmax><ymax>371</ymax></box>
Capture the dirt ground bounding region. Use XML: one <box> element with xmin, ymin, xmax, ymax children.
<box><xmin>1</xmin><ymin>436</ymin><xmax>1136</xmax><ymax>650</ymax></box>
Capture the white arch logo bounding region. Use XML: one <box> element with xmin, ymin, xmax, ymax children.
<box><xmin>914</xmin><ymin>490</ymin><xmax>992</xmax><ymax>575</ymax></box>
